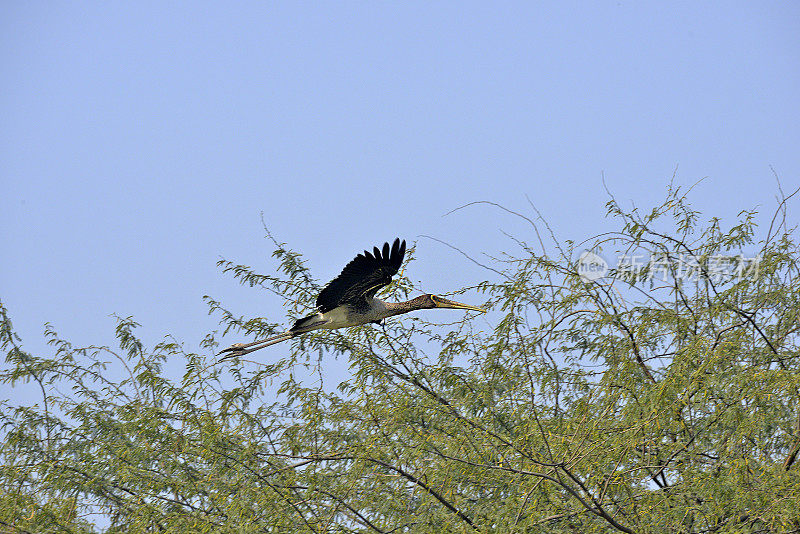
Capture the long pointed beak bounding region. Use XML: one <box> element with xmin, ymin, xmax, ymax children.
<box><xmin>431</xmin><ymin>296</ymin><xmax>486</xmax><ymax>313</ymax></box>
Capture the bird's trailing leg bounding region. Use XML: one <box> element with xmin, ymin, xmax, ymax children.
<box><xmin>216</xmin><ymin>319</ymin><xmax>329</xmax><ymax>360</ymax></box>
<box><xmin>217</xmin><ymin>332</ymin><xmax>294</xmax><ymax>359</ymax></box>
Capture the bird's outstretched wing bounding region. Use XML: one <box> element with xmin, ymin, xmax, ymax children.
<box><xmin>316</xmin><ymin>238</ymin><xmax>406</xmax><ymax>313</ymax></box>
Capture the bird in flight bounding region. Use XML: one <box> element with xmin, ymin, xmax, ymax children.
<box><xmin>218</xmin><ymin>238</ymin><xmax>485</xmax><ymax>358</ymax></box>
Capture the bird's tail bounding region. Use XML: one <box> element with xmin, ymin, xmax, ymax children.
<box><xmin>291</xmin><ymin>312</ymin><xmax>326</xmax><ymax>332</ymax></box>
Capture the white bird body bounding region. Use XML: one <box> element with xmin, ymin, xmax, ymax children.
<box><xmin>324</xmin><ymin>297</ymin><xmax>388</xmax><ymax>328</ymax></box>
<box><xmin>298</xmin><ymin>298</ymin><xmax>387</xmax><ymax>330</ymax></box>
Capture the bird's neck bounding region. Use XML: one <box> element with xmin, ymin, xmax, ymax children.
<box><xmin>383</xmin><ymin>295</ymin><xmax>430</xmax><ymax>316</ymax></box>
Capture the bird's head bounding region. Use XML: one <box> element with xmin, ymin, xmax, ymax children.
<box><xmin>417</xmin><ymin>294</ymin><xmax>486</xmax><ymax>313</ymax></box>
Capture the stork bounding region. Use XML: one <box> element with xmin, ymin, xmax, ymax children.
<box><xmin>218</xmin><ymin>238</ymin><xmax>485</xmax><ymax>358</ymax></box>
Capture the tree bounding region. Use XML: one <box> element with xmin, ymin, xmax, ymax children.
<box><xmin>2</xmin><ymin>185</ymin><xmax>800</xmax><ymax>533</ymax></box>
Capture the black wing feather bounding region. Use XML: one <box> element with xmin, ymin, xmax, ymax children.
<box><xmin>316</xmin><ymin>238</ymin><xmax>406</xmax><ymax>313</ymax></box>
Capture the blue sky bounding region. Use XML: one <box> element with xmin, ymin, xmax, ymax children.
<box><xmin>1</xmin><ymin>2</ymin><xmax>799</xmax><ymax>391</ymax></box>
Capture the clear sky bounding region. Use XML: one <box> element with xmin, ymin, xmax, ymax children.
<box><xmin>2</xmin><ymin>2</ymin><xmax>799</xmax><ymax>393</ymax></box>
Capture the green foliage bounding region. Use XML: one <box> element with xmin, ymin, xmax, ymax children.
<box><xmin>2</xmin><ymin>187</ymin><xmax>800</xmax><ymax>533</ymax></box>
